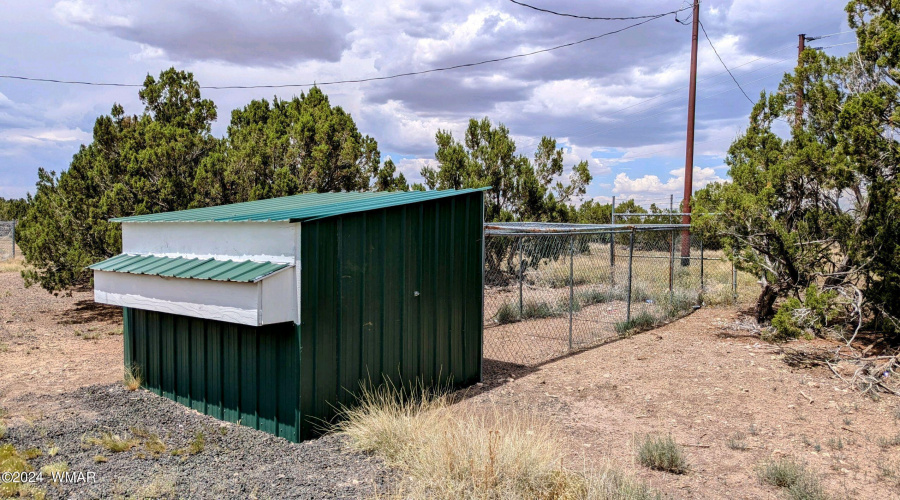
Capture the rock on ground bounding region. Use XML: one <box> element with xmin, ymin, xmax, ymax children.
<box><xmin>4</xmin><ymin>384</ymin><xmax>393</xmax><ymax>499</ymax></box>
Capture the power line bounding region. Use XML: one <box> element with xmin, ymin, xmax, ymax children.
<box><xmin>698</xmin><ymin>20</ymin><xmax>753</xmax><ymax>104</ymax></box>
<box><xmin>521</xmin><ymin>42</ymin><xmax>828</xmax><ymax>157</ymax></box>
<box><xmin>514</xmin><ymin>42</ymin><xmax>801</xmax><ymax>153</ymax></box>
<box><xmin>0</xmin><ymin>75</ymin><xmax>142</xmax><ymax>88</ymax></box>
<box><xmin>0</xmin><ymin>16</ymin><xmax>669</xmax><ymax>91</ymax></box>
<box><xmin>507</xmin><ymin>0</ymin><xmax>690</xmax><ymax>21</ymax></box>
<box><xmin>567</xmin><ymin>66</ymin><xmax>794</xmax><ymax>143</ymax></box>
<box><xmin>810</xmin><ymin>41</ymin><xmax>858</xmax><ymax>50</ymax></box>
<box><xmin>806</xmin><ymin>30</ymin><xmax>854</xmax><ymax>41</ymax></box>
<box><xmin>593</xmin><ymin>48</ymin><xmax>796</xmax><ymax>123</ymax></box>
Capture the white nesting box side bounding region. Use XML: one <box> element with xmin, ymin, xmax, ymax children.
<box><xmin>122</xmin><ymin>221</ymin><xmax>296</xmax><ymax>264</ymax></box>
<box><xmin>94</xmin><ymin>221</ymin><xmax>299</xmax><ymax>326</ymax></box>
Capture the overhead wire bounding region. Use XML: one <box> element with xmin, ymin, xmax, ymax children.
<box><xmin>806</xmin><ymin>30</ymin><xmax>854</xmax><ymax>41</ymax></box>
<box><xmin>515</xmin><ymin>43</ymin><xmax>800</xmax><ymax>152</ymax></box>
<box><xmin>0</xmin><ymin>14</ymin><xmax>674</xmax><ymax>90</ymax></box>
<box><xmin>810</xmin><ymin>41</ymin><xmax>858</xmax><ymax>50</ymax></box>
<box><xmin>506</xmin><ymin>0</ymin><xmax>690</xmax><ymax>21</ymax></box>
<box><xmin>699</xmin><ymin>20</ymin><xmax>753</xmax><ymax>104</ymax></box>
<box><xmin>564</xmin><ymin>65</ymin><xmax>795</xmax><ymax>144</ymax></box>
<box><xmin>584</xmin><ymin>42</ymin><xmax>797</xmax><ymax>119</ymax></box>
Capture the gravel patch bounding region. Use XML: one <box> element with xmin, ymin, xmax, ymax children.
<box><xmin>2</xmin><ymin>384</ymin><xmax>394</xmax><ymax>499</ymax></box>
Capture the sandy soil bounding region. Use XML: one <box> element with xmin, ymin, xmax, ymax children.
<box><xmin>0</xmin><ymin>271</ymin><xmax>122</xmax><ymax>407</ymax></box>
<box><xmin>3</xmin><ymin>267</ymin><xmax>900</xmax><ymax>498</ymax></box>
<box><xmin>475</xmin><ymin>306</ymin><xmax>900</xmax><ymax>499</ymax></box>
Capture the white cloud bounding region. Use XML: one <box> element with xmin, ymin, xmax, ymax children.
<box><xmin>0</xmin><ymin>127</ymin><xmax>92</xmax><ymax>145</ymax></box>
<box><xmin>394</xmin><ymin>157</ymin><xmax>434</xmax><ymax>185</ymax></box>
<box><xmin>53</xmin><ymin>0</ymin><xmax>132</xmax><ymax>28</ymax></box>
<box><xmin>52</xmin><ymin>0</ymin><xmax>352</xmax><ymax>66</ymax></box>
<box><xmin>0</xmin><ymin>0</ymin><xmax>852</xmax><ymax>199</ymax></box>
<box><xmin>612</xmin><ymin>166</ymin><xmax>727</xmax><ymax>206</ymax></box>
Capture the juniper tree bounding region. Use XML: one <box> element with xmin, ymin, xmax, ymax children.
<box><xmin>694</xmin><ymin>0</ymin><xmax>900</xmax><ymax>332</ymax></box>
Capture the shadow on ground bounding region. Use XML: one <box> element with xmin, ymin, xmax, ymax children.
<box><xmin>57</xmin><ymin>300</ymin><xmax>121</xmax><ymax>325</ymax></box>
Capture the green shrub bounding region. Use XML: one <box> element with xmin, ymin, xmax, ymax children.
<box><xmin>758</xmin><ymin>458</ymin><xmax>827</xmax><ymax>499</ymax></box>
<box><xmin>523</xmin><ymin>300</ymin><xmax>557</xmax><ymax>320</ymax></box>
<box><xmin>629</xmin><ymin>283</ymin><xmax>652</xmax><ymax>303</ymax></box>
<box><xmin>771</xmin><ymin>296</ymin><xmax>807</xmax><ymax>340</ymax></box>
<box><xmin>556</xmin><ymin>296</ymin><xmax>581</xmax><ymax>314</ymax></box>
<box><xmin>636</xmin><ymin>435</ymin><xmax>688</xmax><ymax>474</ymax></box>
<box><xmin>771</xmin><ymin>285</ymin><xmax>841</xmax><ymax>341</ymax></box>
<box><xmin>615</xmin><ymin>312</ymin><xmax>657</xmax><ymax>335</ymax></box>
<box><xmin>659</xmin><ymin>289</ymin><xmax>698</xmax><ymax>319</ymax></box>
<box><xmin>577</xmin><ymin>288</ymin><xmax>609</xmax><ymax>307</ymax></box>
<box><xmin>495</xmin><ymin>301</ymin><xmax>519</xmax><ymax>325</ymax></box>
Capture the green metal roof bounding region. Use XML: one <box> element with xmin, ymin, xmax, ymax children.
<box><xmin>90</xmin><ymin>254</ymin><xmax>291</xmax><ymax>282</ymax></box>
<box><xmin>110</xmin><ymin>188</ymin><xmax>490</xmax><ymax>223</ymax></box>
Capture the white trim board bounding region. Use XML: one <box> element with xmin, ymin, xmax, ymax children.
<box><xmin>94</xmin><ymin>269</ymin><xmax>297</xmax><ymax>326</ymax></box>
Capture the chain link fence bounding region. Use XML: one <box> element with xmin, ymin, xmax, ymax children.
<box><xmin>483</xmin><ymin>223</ymin><xmax>752</xmax><ymax>366</ymax></box>
<box><xmin>0</xmin><ymin>221</ymin><xmax>15</xmax><ymax>261</ymax></box>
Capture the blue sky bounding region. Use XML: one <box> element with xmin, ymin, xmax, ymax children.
<box><xmin>0</xmin><ymin>0</ymin><xmax>857</xmax><ymax>206</ymax></box>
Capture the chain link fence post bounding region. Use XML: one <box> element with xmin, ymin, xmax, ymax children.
<box><xmin>568</xmin><ymin>236</ymin><xmax>574</xmax><ymax>353</ymax></box>
<box><xmin>518</xmin><ymin>236</ymin><xmax>524</xmax><ymax>318</ymax></box>
<box><xmin>668</xmin><ymin>228</ymin><xmax>675</xmax><ymax>298</ymax></box>
<box><xmin>609</xmin><ymin>196</ymin><xmax>616</xmax><ymax>286</ymax></box>
<box><xmin>626</xmin><ymin>228</ymin><xmax>635</xmax><ymax>323</ymax></box>
<box><xmin>732</xmin><ymin>259</ymin><xmax>738</xmax><ymax>302</ymax></box>
<box><xmin>700</xmin><ymin>237</ymin><xmax>705</xmax><ymax>292</ymax></box>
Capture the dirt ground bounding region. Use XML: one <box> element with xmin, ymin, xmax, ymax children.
<box><xmin>475</xmin><ymin>307</ymin><xmax>900</xmax><ymax>499</ymax></box>
<box><xmin>0</xmin><ymin>270</ymin><xmax>122</xmax><ymax>403</ymax></box>
<box><xmin>3</xmin><ymin>266</ymin><xmax>900</xmax><ymax>498</ymax></box>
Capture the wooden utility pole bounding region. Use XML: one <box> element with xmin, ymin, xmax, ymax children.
<box><xmin>796</xmin><ymin>34</ymin><xmax>806</xmax><ymax>127</ymax></box>
<box><xmin>680</xmin><ymin>0</ymin><xmax>699</xmax><ymax>266</ymax></box>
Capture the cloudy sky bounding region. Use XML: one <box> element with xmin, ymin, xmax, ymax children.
<box><xmin>0</xmin><ymin>0</ymin><xmax>856</xmax><ymax>206</ymax></box>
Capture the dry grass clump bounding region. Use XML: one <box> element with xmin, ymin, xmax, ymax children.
<box><xmin>615</xmin><ymin>312</ymin><xmax>657</xmax><ymax>336</ymax></box>
<box><xmin>85</xmin><ymin>432</ymin><xmax>138</xmax><ymax>453</ymax></box>
<box><xmin>137</xmin><ymin>474</ymin><xmax>177</xmax><ymax>499</ymax></box>
<box><xmin>337</xmin><ymin>383</ymin><xmax>658</xmax><ymax>499</ymax></box>
<box><xmin>757</xmin><ymin>458</ymin><xmax>827</xmax><ymax>499</ymax></box>
<box><xmin>0</xmin><ymin>257</ymin><xmax>26</xmax><ymax>273</ymax></box>
<box><xmin>0</xmin><ymin>443</ymin><xmax>47</xmax><ymax>499</ymax></box>
<box><xmin>877</xmin><ymin>432</ymin><xmax>900</xmax><ymax>449</ymax></box>
<box><xmin>636</xmin><ymin>435</ymin><xmax>688</xmax><ymax>474</ymax></box>
<box><xmin>131</xmin><ymin>427</ymin><xmax>167</xmax><ymax>457</ymax></box>
<box><xmin>172</xmin><ymin>432</ymin><xmax>205</xmax><ymax>456</ymax></box>
<box><xmin>40</xmin><ymin>461</ymin><xmax>69</xmax><ymax>481</ymax></box>
<box><xmin>726</xmin><ymin>432</ymin><xmax>749</xmax><ymax>451</ymax></box>
<box><xmin>123</xmin><ymin>364</ymin><xmax>142</xmax><ymax>391</ymax></box>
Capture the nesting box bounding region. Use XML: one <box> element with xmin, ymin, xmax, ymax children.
<box><xmin>91</xmin><ymin>189</ymin><xmax>486</xmax><ymax>441</ymax></box>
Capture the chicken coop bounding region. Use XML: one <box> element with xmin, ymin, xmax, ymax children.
<box><xmin>91</xmin><ymin>189</ymin><xmax>486</xmax><ymax>441</ymax></box>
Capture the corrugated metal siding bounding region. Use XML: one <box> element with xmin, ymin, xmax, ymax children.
<box><xmin>123</xmin><ymin>308</ymin><xmax>301</xmax><ymax>442</ymax></box>
<box><xmin>299</xmin><ymin>190</ymin><xmax>484</xmax><ymax>438</ymax></box>
<box><xmin>111</xmin><ymin>188</ymin><xmax>490</xmax><ymax>223</ymax></box>
<box><xmin>91</xmin><ymin>253</ymin><xmax>290</xmax><ymax>282</ymax></box>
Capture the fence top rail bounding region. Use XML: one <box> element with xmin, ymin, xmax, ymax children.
<box><xmin>484</xmin><ymin>222</ymin><xmax>690</xmax><ymax>235</ymax></box>
<box><xmin>616</xmin><ymin>212</ymin><xmax>720</xmax><ymax>217</ymax></box>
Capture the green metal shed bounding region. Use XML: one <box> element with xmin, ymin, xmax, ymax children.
<box><xmin>91</xmin><ymin>188</ymin><xmax>486</xmax><ymax>441</ymax></box>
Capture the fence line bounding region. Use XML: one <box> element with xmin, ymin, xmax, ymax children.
<box><xmin>0</xmin><ymin>221</ymin><xmax>15</xmax><ymax>261</ymax></box>
<box><xmin>483</xmin><ymin>223</ymin><xmax>746</xmax><ymax>367</ymax></box>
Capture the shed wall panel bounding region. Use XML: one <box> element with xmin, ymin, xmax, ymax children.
<box><xmin>123</xmin><ymin>309</ymin><xmax>301</xmax><ymax>441</ymax></box>
<box><xmin>298</xmin><ymin>191</ymin><xmax>483</xmax><ymax>439</ymax></box>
